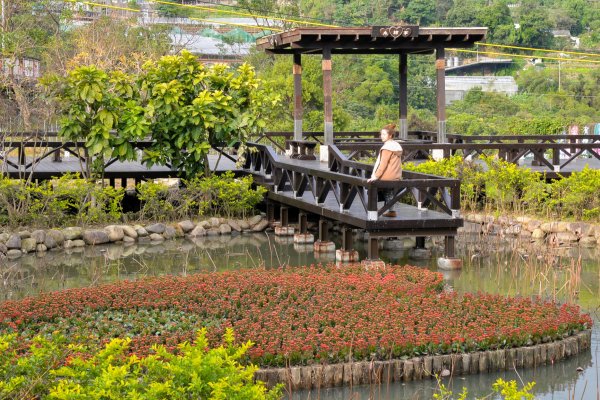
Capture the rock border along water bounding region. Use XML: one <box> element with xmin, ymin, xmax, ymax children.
<box><xmin>461</xmin><ymin>213</ymin><xmax>600</xmax><ymax>247</ymax></box>
<box><xmin>0</xmin><ymin>216</ymin><xmax>271</xmax><ymax>259</ymax></box>
<box><xmin>254</xmin><ymin>330</ymin><xmax>591</xmax><ymax>390</ymax></box>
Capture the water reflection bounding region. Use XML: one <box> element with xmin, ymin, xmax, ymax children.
<box><xmin>1</xmin><ymin>231</ymin><xmax>599</xmax><ymax>399</ymax></box>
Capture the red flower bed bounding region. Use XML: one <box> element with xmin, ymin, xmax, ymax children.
<box><xmin>0</xmin><ymin>264</ymin><xmax>591</xmax><ymax>367</ymax></box>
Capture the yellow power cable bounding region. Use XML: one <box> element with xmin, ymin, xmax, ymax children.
<box><xmin>64</xmin><ymin>0</ymin><xmax>140</xmax><ymax>13</ymax></box>
<box><xmin>63</xmin><ymin>0</ymin><xmax>282</xmax><ymax>32</ymax></box>
<box><xmin>188</xmin><ymin>17</ymin><xmax>283</xmax><ymax>32</ymax></box>
<box><xmin>476</xmin><ymin>42</ymin><xmax>600</xmax><ymax>59</ymax></box>
<box><xmin>453</xmin><ymin>48</ymin><xmax>600</xmax><ymax>64</ymax></box>
<box><xmin>150</xmin><ymin>0</ymin><xmax>339</xmax><ymax>28</ymax></box>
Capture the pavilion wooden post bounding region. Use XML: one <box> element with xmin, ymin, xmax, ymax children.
<box><xmin>321</xmin><ymin>47</ymin><xmax>333</xmax><ymax>162</ymax></box>
<box><xmin>293</xmin><ymin>53</ymin><xmax>303</xmax><ymax>141</ymax></box>
<box><xmin>436</xmin><ymin>46</ymin><xmax>447</xmax><ymax>144</ymax></box>
<box><xmin>399</xmin><ymin>53</ymin><xmax>408</xmax><ymax>140</ymax></box>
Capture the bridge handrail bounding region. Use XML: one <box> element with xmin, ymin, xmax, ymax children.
<box><xmin>244</xmin><ymin>142</ymin><xmax>460</xmax><ymax>221</ymax></box>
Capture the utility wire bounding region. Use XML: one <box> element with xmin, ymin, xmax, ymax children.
<box><xmin>150</xmin><ymin>0</ymin><xmax>338</xmax><ymax>27</ymax></box>
<box><xmin>476</xmin><ymin>42</ymin><xmax>600</xmax><ymax>59</ymax></box>
<box><xmin>453</xmin><ymin>48</ymin><xmax>600</xmax><ymax>64</ymax></box>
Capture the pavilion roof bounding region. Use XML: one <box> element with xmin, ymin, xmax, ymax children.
<box><xmin>256</xmin><ymin>26</ymin><xmax>487</xmax><ymax>55</ymax></box>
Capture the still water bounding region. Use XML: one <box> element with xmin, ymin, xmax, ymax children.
<box><xmin>1</xmin><ymin>229</ymin><xmax>599</xmax><ymax>399</ymax></box>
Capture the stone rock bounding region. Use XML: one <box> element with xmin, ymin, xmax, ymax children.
<box><xmin>540</xmin><ymin>222</ymin><xmax>561</xmax><ymax>233</ymax></box>
<box><xmin>63</xmin><ymin>240</ymin><xmax>76</xmax><ymax>249</ymax></box>
<box><xmin>36</xmin><ymin>244</ymin><xmax>47</xmax><ymax>252</ymax></box>
<box><xmin>104</xmin><ymin>225</ymin><xmax>125</xmax><ymax>242</ymax></box>
<box><xmin>136</xmin><ymin>227</ymin><xmax>149</xmax><ymax>237</ymax></box>
<box><xmin>82</xmin><ymin>230</ymin><xmax>110</xmax><ymax>245</ymax></box>
<box><xmin>568</xmin><ymin>222</ymin><xmax>594</xmax><ymax>238</ymax></box>
<box><xmin>252</xmin><ymin>219</ymin><xmax>270</xmax><ymax>232</ymax></box>
<box><xmin>548</xmin><ymin>232</ymin><xmax>578</xmax><ymax>246</ymax></box>
<box><xmin>199</xmin><ymin>220</ymin><xmax>211</xmax><ymax>229</ymax></box>
<box><xmin>0</xmin><ymin>243</ymin><xmax>7</xmax><ymax>254</ymax></box>
<box><xmin>239</xmin><ymin>220</ymin><xmax>250</xmax><ymax>230</ymax></box>
<box><xmin>526</xmin><ymin>219</ymin><xmax>542</xmax><ymax>232</ymax></box>
<box><xmin>63</xmin><ymin>227</ymin><xmax>83</xmax><ymax>240</ymax></box>
<box><xmin>227</xmin><ymin>220</ymin><xmax>242</xmax><ymax>232</ymax></box>
<box><xmin>145</xmin><ymin>223</ymin><xmax>166</xmax><ymax>234</ymax></box>
<box><xmin>163</xmin><ymin>226</ymin><xmax>177</xmax><ymax>240</ymax></box>
<box><xmin>120</xmin><ymin>225</ymin><xmax>138</xmax><ymax>239</ymax></box>
<box><xmin>557</xmin><ymin>221</ymin><xmax>570</xmax><ymax>233</ymax></box>
<box><xmin>31</xmin><ymin>230</ymin><xmax>46</xmax><ymax>244</ymax></box>
<box><xmin>173</xmin><ymin>224</ymin><xmax>185</xmax><ymax>238</ymax></box>
<box><xmin>503</xmin><ymin>224</ymin><xmax>521</xmax><ymax>236</ymax></box>
<box><xmin>149</xmin><ymin>233</ymin><xmax>165</xmax><ymax>242</ymax></box>
<box><xmin>6</xmin><ymin>249</ymin><xmax>22</xmax><ymax>258</ymax></box>
<box><xmin>17</xmin><ymin>230</ymin><xmax>31</xmax><ymax>239</ymax></box>
<box><xmin>6</xmin><ymin>235</ymin><xmax>21</xmax><ymax>250</ymax></box>
<box><xmin>73</xmin><ymin>240</ymin><xmax>85</xmax><ymax>247</ymax></box>
<box><xmin>579</xmin><ymin>236</ymin><xmax>597</xmax><ymax>247</ymax></box>
<box><xmin>515</xmin><ymin>215</ymin><xmax>533</xmax><ymax>224</ymax></box>
<box><xmin>248</xmin><ymin>215</ymin><xmax>263</xmax><ymax>227</ymax></box>
<box><xmin>209</xmin><ymin>217</ymin><xmax>221</xmax><ymax>228</ymax></box>
<box><xmin>0</xmin><ymin>233</ymin><xmax>9</xmax><ymax>243</ymax></box>
<box><xmin>138</xmin><ymin>236</ymin><xmax>151</xmax><ymax>244</ymax></box>
<box><xmin>206</xmin><ymin>228</ymin><xmax>220</xmax><ymax>236</ymax></box>
<box><xmin>177</xmin><ymin>220</ymin><xmax>195</xmax><ymax>233</ymax></box>
<box><xmin>189</xmin><ymin>225</ymin><xmax>206</xmax><ymax>237</ymax></box>
<box><xmin>123</xmin><ymin>236</ymin><xmax>136</xmax><ymax>243</ymax></box>
<box><xmin>21</xmin><ymin>238</ymin><xmax>37</xmax><ymax>253</ymax></box>
<box><xmin>219</xmin><ymin>223</ymin><xmax>232</xmax><ymax>235</ymax></box>
<box><xmin>531</xmin><ymin>228</ymin><xmax>545</xmax><ymax>239</ymax></box>
<box><xmin>46</xmin><ymin>230</ymin><xmax>65</xmax><ymax>248</ymax></box>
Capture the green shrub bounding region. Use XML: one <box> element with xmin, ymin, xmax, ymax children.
<box><xmin>548</xmin><ymin>166</ymin><xmax>600</xmax><ymax>220</ymax></box>
<box><xmin>0</xmin><ymin>330</ymin><xmax>282</xmax><ymax>400</ymax></box>
<box><xmin>0</xmin><ymin>173</ymin><xmax>124</xmax><ymax>227</ymax></box>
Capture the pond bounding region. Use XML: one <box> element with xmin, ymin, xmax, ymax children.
<box><xmin>1</xmin><ymin>227</ymin><xmax>598</xmax><ymax>399</ymax></box>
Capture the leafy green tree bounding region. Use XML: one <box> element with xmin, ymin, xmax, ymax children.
<box><xmin>42</xmin><ymin>66</ymin><xmax>149</xmax><ymax>179</ymax></box>
<box><xmin>396</xmin><ymin>0</ymin><xmax>437</xmax><ymax>25</ymax></box>
<box><xmin>141</xmin><ymin>50</ymin><xmax>278</xmax><ymax>177</ymax></box>
<box><xmin>517</xmin><ymin>4</ymin><xmax>555</xmax><ymax>48</ymax></box>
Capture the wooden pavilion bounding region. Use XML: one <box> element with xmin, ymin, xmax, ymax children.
<box><xmin>256</xmin><ymin>26</ymin><xmax>487</xmax><ymax>161</ymax></box>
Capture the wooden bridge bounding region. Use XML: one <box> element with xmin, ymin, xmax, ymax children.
<box><xmin>2</xmin><ymin>130</ymin><xmax>600</xmax><ymax>263</ymax></box>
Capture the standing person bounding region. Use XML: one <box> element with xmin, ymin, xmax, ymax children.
<box><xmin>367</xmin><ymin>124</ymin><xmax>403</xmax><ymax>217</ymax></box>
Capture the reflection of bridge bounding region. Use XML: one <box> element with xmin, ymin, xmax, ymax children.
<box><xmin>2</xmin><ymin>131</ymin><xmax>600</xmax><ymax>262</ymax></box>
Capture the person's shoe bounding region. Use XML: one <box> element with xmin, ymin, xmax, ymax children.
<box><xmin>382</xmin><ymin>210</ymin><xmax>397</xmax><ymax>218</ymax></box>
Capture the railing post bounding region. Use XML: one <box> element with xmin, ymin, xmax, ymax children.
<box><xmin>552</xmin><ymin>147</ymin><xmax>560</xmax><ymax>172</ymax></box>
<box><xmin>280</xmin><ymin>207</ymin><xmax>288</xmax><ymax>227</ymax></box>
<box><xmin>444</xmin><ymin>236</ymin><xmax>456</xmax><ymax>258</ymax></box>
<box><xmin>451</xmin><ymin>182</ymin><xmax>461</xmax><ymax>218</ymax></box>
<box><xmin>367</xmin><ymin>185</ymin><xmax>378</xmax><ymax>221</ymax></box>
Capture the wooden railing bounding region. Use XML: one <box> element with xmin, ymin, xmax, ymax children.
<box><xmin>243</xmin><ymin>142</ymin><xmax>461</xmax><ymax>221</ymax></box>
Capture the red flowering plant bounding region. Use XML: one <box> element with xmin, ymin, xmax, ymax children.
<box><xmin>0</xmin><ymin>264</ymin><xmax>592</xmax><ymax>367</ymax></box>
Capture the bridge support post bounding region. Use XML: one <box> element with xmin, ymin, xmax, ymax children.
<box><xmin>552</xmin><ymin>148</ymin><xmax>560</xmax><ymax>172</ymax></box>
<box><xmin>294</xmin><ymin>213</ymin><xmax>314</xmax><ymax>245</ymax></box>
<box><xmin>266</xmin><ymin>201</ymin><xmax>275</xmax><ymax>223</ymax></box>
<box><xmin>437</xmin><ymin>235</ymin><xmax>463</xmax><ymax>270</ymax></box>
<box><xmin>361</xmin><ymin>236</ymin><xmax>385</xmax><ymax>269</ymax></box>
<box><xmin>275</xmin><ymin>207</ymin><xmax>294</xmax><ymax>236</ymax></box>
<box><xmin>314</xmin><ymin>219</ymin><xmax>335</xmax><ymax>253</ymax></box>
<box><xmin>409</xmin><ymin>236</ymin><xmax>431</xmax><ymax>260</ymax></box>
<box><xmin>336</xmin><ymin>226</ymin><xmax>359</xmax><ymax>263</ymax></box>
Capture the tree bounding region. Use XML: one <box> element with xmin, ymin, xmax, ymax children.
<box><xmin>517</xmin><ymin>5</ymin><xmax>554</xmax><ymax>48</ymax></box>
<box><xmin>141</xmin><ymin>51</ymin><xmax>279</xmax><ymax>177</ymax></box>
<box><xmin>42</xmin><ymin>66</ymin><xmax>149</xmax><ymax>179</ymax></box>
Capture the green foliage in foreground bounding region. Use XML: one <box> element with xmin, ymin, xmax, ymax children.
<box><xmin>0</xmin><ymin>329</ymin><xmax>282</xmax><ymax>400</ymax></box>
<box><xmin>404</xmin><ymin>155</ymin><xmax>600</xmax><ymax>221</ymax></box>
